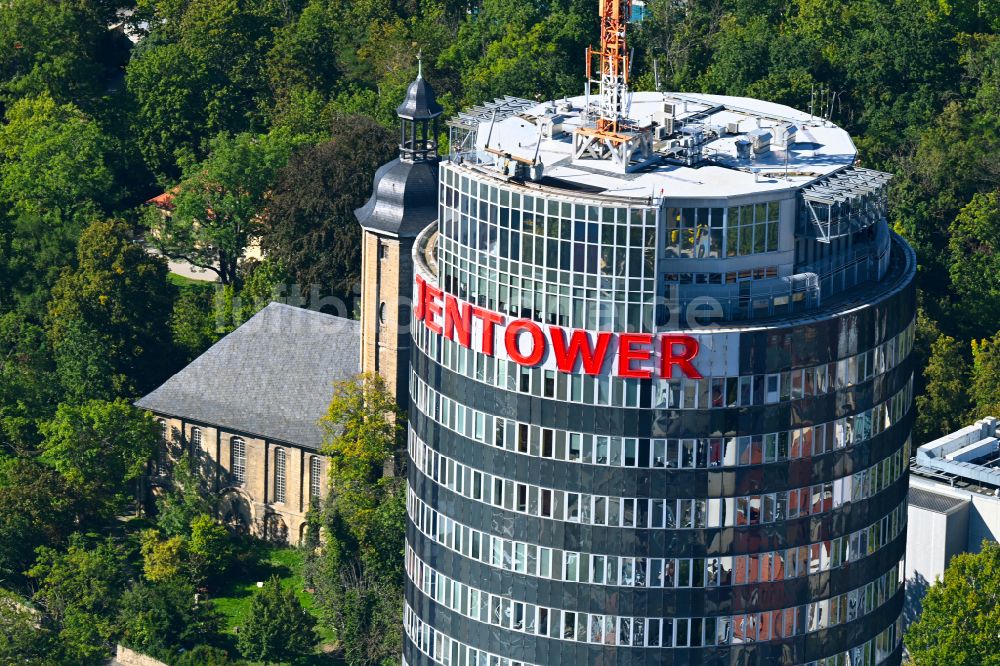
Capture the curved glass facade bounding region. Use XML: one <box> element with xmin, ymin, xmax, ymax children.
<box><xmin>403</xmin><ymin>148</ymin><xmax>915</xmax><ymax>666</ymax></box>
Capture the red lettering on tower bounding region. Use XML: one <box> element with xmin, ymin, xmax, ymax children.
<box><xmin>413</xmin><ymin>274</ymin><xmax>426</xmax><ymax>321</ymax></box>
<box><xmin>423</xmin><ymin>282</ymin><xmax>443</xmax><ymax>334</ymax></box>
<box><xmin>410</xmin><ymin>281</ymin><xmax>705</xmax><ymax>380</ymax></box>
<box><xmin>550</xmin><ymin>328</ymin><xmax>612</xmax><ymax>374</ymax></box>
<box><xmin>504</xmin><ymin>320</ymin><xmax>546</xmax><ymax>366</ymax></box>
<box><xmin>618</xmin><ymin>333</ymin><xmax>655</xmax><ymax>378</ymax></box>
<box><xmin>472</xmin><ymin>305</ymin><xmax>504</xmax><ymax>356</ymax></box>
<box><xmin>444</xmin><ymin>297</ymin><xmax>473</xmax><ymax>347</ymax></box>
<box><xmin>661</xmin><ymin>334</ymin><xmax>702</xmax><ymax>379</ymax></box>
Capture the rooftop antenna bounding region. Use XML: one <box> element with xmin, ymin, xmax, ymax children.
<box><xmin>592</xmin><ymin>0</ymin><xmax>630</xmax><ymax>135</ymax></box>
<box><xmin>571</xmin><ymin>0</ymin><xmax>652</xmax><ymax>172</ymax></box>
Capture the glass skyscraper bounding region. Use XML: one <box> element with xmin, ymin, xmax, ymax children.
<box><xmin>398</xmin><ymin>91</ymin><xmax>914</xmax><ymax>666</ymax></box>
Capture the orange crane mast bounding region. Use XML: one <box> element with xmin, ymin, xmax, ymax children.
<box><xmin>588</xmin><ymin>0</ymin><xmax>631</xmax><ymax>134</ymax></box>
<box><xmin>572</xmin><ymin>0</ymin><xmax>652</xmax><ymax>172</ymax></box>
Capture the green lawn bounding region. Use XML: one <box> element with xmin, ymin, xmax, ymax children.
<box><xmin>168</xmin><ymin>271</ymin><xmax>216</xmax><ymax>291</ymax></box>
<box><xmin>211</xmin><ymin>544</ymin><xmax>340</xmax><ymax>664</ymax></box>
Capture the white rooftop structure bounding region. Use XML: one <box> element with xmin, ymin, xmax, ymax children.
<box><xmin>915</xmin><ymin>417</ymin><xmax>1000</xmax><ymax>487</ymax></box>
<box><xmin>451</xmin><ymin>91</ymin><xmax>859</xmax><ymax>200</ymax></box>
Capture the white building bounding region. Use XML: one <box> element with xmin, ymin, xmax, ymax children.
<box><xmin>905</xmin><ymin>417</ymin><xmax>1000</xmax><ymax>622</ymax></box>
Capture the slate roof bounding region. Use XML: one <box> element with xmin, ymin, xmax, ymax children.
<box><xmin>136</xmin><ymin>303</ymin><xmax>360</xmax><ymax>450</ymax></box>
<box><xmin>354</xmin><ymin>158</ymin><xmax>439</xmax><ymax>238</ymax></box>
<box><xmin>909</xmin><ymin>487</ymin><xmax>970</xmax><ymax>515</ymax></box>
<box><xmin>396</xmin><ymin>74</ymin><xmax>443</xmax><ymax>121</ymax></box>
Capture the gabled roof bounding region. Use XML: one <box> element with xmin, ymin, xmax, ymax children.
<box><xmin>146</xmin><ymin>189</ymin><xmax>178</xmax><ymax>211</ymax></box>
<box><xmin>136</xmin><ymin>303</ymin><xmax>359</xmax><ymax>450</ymax></box>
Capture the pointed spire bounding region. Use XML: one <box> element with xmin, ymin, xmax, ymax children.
<box><xmin>396</xmin><ymin>56</ymin><xmax>442</xmax><ymax>121</ymax></box>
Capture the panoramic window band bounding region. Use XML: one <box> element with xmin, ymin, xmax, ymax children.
<box><xmin>412</xmin><ymin>311</ymin><xmax>914</xmax><ymax>409</ymax></box>
<box><xmin>403</xmin><ymin>602</ymin><xmax>901</xmax><ymax>666</ymax></box>
<box><xmin>409</xmin><ymin>430</ymin><xmax>910</xmax><ymax>530</ymax></box>
<box><xmin>437</xmin><ymin>173</ymin><xmax>659</xmax><ymax>333</ymax></box>
<box><xmin>406</xmin><ymin>544</ymin><xmax>904</xmax><ymax>648</ymax></box>
<box><xmin>410</xmin><ymin>370</ymin><xmax>913</xmax><ymax>470</ymax></box>
<box><xmin>407</xmin><ymin>487</ymin><xmax>907</xmax><ymax>589</ymax></box>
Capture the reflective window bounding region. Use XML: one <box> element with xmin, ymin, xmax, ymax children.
<box><xmin>406</xmin><ymin>543</ymin><xmax>903</xmax><ymax>647</ymax></box>
<box><xmin>411</xmin><ymin>370</ymin><xmax>914</xmax><ymax>470</ymax></box>
<box><xmin>407</xmin><ymin>487</ymin><xmax>906</xmax><ymax>588</ymax></box>
<box><xmin>438</xmin><ymin>166</ymin><xmax>657</xmax><ymax>332</ymax></box>
<box><xmin>403</xmin><ymin>604</ymin><xmax>901</xmax><ymax>666</ymax></box>
<box><xmin>412</xmin><ymin>309</ymin><xmax>915</xmax><ymax>410</ymax></box>
<box><xmin>409</xmin><ymin>428</ymin><xmax>910</xmax><ymax>529</ymax></box>
<box><xmin>310</xmin><ymin>456</ymin><xmax>322</xmax><ymax>503</ymax></box>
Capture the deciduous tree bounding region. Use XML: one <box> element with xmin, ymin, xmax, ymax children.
<box><xmin>46</xmin><ymin>219</ymin><xmax>173</xmax><ymax>400</ymax></box>
<box><xmin>0</xmin><ymin>94</ymin><xmax>117</xmax><ymax>312</ymax></box>
<box><xmin>118</xmin><ymin>577</ymin><xmax>222</xmax><ymax>662</ymax></box>
<box><xmin>320</xmin><ymin>373</ymin><xmax>402</xmax><ymax>530</ymax></box>
<box><xmin>0</xmin><ymin>312</ymin><xmax>58</xmax><ymax>451</ymax></box>
<box><xmin>0</xmin><ymin>589</ymin><xmax>57</xmax><ymax>666</ymax></box>
<box><xmin>311</xmin><ymin>373</ymin><xmax>404</xmax><ymax>665</ymax></box>
<box><xmin>971</xmin><ymin>331</ymin><xmax>1000</xmax><ymax>419</ymax></box>
<box><xmin>0</xmin><ymin>457</ymin><xmax>77</xmax><ymax>584</ymax></box>
<box><xmin>145</xmin><ymin>130</ymin><xmax>302</xmax><ymax>286</ymax></box>
<box><xmin>262</xmin><ymin>116</ymin><xmax>395</xmax><ymax>300</ymax></box>
<box><xmin>39</xmin><ymin>399</ymin><xmax>158</xmax><ymax>518</ymax></box>
<box><xmin>948</xmin><ymin>192</ymin><xmax>1000</xmax><ymax>338</ymax></box>
<box><xmin>28</xmin><ymin>536</ymin><xmax>130</xmax><ymax>664</ymax></box>
<box><xmin>126</xmin><ymin>0</ymin><xmax>287</xmax><ymax>177</ymax></box>
<box><xmin>916</xmin><ymin>334</ymin><xmax>972</xmax><ymax>442</ymax></box>
<box><xmin>0</xmin><ymin>0</ymin><xmax>118</xmax><ymax>109</ymax></box>
<box><xmin>906</xmin><ymin>541</ymin><xmax>1000</xmax><ymax>666</ymax></box>
<box><xmin>155</xmin><ymin>456</ymin><xmax>214</xmax><ymax>538</ymax></box>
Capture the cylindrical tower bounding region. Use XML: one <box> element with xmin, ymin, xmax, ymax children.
<box><xmin>402</xmin><ymin>92</ymin><xmax>914</xmax><ymax>666</ymax></box>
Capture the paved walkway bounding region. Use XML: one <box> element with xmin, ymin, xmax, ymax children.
<box><xmin>145</xmin><ymin>246</ymin><xmax>219</xmax><ymax>283</ymax></box>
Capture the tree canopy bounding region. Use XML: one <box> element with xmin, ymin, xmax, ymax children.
<box><xmin>145</xmin><ymin>129</ymin><xmax>302</xmax><ymax>285</ymax></box>
<box><xmin>39</xmin><ymin>399</ymin><xmax>158</xmax><ymax>517</ymax></box>
<box><xmin>906</xmin><ymin>541</ymin><xmax>1000</xmax><ymax>666</ymax></box>
<box><xmin>46</xmin><ymin>219</ymin><xmax>173</xmax><ymax>400</ymax></box>
<box><xmin>262</xmin><ymin>115</ymin><xmax>395</xmax><ymax>300</ymax></box>
<box><xmin>237</xmin><ymin>575</ymin><xmax>318</xmax><ymax>665</ymax></box>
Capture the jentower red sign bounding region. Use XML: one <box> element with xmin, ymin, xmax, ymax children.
<box><xmin>414</xmin><ymin>274</ymin><xmax>702</xmax><ymax>380</ymax></box>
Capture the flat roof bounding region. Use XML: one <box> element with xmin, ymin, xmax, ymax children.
<box><xmin>463</xmin><ymin>92</ymin><xmax>857</xmax><ymax>200</ymax></box>
<box><xmin>909</xmin><ymin>486</ymin><xmax>969</xmax><ymax>514</ymax></box>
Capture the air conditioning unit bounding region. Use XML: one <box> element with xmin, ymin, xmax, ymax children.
<box><xmin>654</xmin><ymin>118</ymin><xmax>674</xmax><ymax>140</ymax></box>
<box><xmin>747</xmin><ymin>129</ymin><xmax>772</xmax><ymax>155</ymax></box>
<box><xmin>735</xmin><ymin>138</ymin><xmax>752</xmax><ymax>160</ymax></box>
<box><xmin>538</xmin><ymin>114</ymin><xmax>566</xmax><ymax>140</ymax></box>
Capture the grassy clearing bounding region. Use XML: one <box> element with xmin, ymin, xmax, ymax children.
<box><xmin>168</xmin><ymin>272</ymin><xmax>216</xmax><ymax>291</ymax></box>
<box><xmin>210</xmin><ymin>543</ymin><xmax>339</xmax><ymax>663</ymax></box>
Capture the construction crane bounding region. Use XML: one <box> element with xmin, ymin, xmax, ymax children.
<box><xmin>572</xmin><ymin>0</ymin><xmax>652</xmax><ymax>172</ymax></box>
<box><xmin>589</xmin><ymin>0</ymin><xmax>631</xmax><ymax>134</ymax></box>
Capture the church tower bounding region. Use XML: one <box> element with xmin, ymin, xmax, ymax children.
<box><xmin>355</xmin><ymin>62</ymin><xmax>442</xmax><ymax>409</ymax></box>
